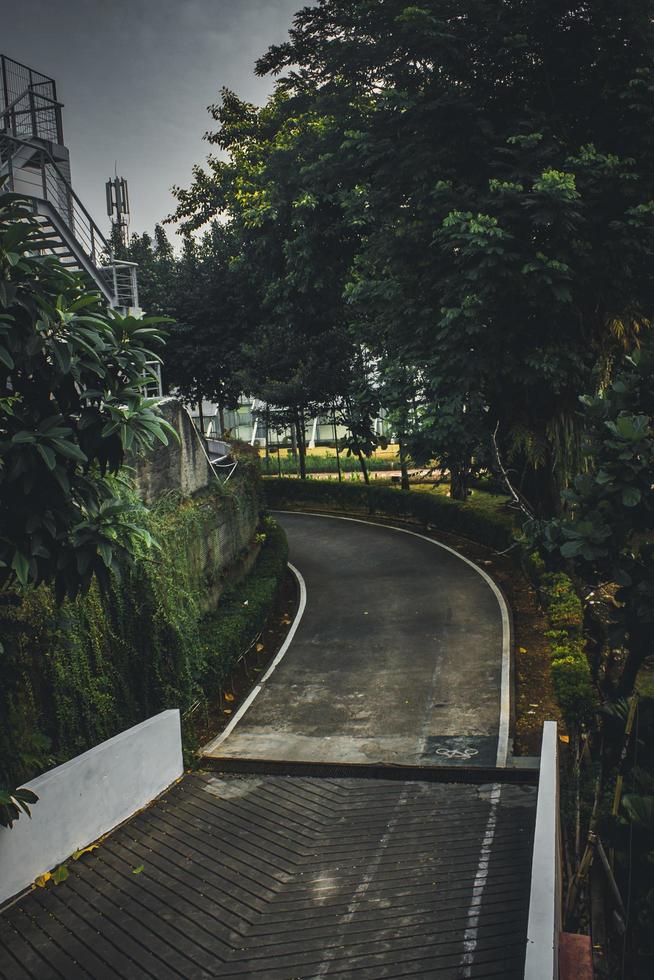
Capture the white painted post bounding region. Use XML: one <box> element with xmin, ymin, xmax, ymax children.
<box><xmin>308</xmin><ymin>416</ymin><xmax>318</xmax><ymax>449</ymax></box>
<box><xmin>524</xmin><ymin>720</ymin><xmax>560</xmax><ymax>979</ymax></box>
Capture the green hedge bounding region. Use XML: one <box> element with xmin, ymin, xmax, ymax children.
<box><xmin>0</xmin><ymin>479</ymin><xmax>287</xmax><ymax>787</ymax></box>
<box><xmin>540</xmin><ymin>573</ymin><xmax>594</xmax><ymax>726</ymax></box>
<box><xmin>264</xmin><ymin>477</ymin><xmax>516</xmax><ymax>551</ymax></box>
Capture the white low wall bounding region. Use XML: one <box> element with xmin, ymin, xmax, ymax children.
<box><xmin>524</xmin><ymin>720</ymin><xmax>561</xmax><ymax>979</ymax></box>
<box><xmin>0</xmin><ymin>710</ymin><xmax>183</xmax><ymax>906</ymax></box>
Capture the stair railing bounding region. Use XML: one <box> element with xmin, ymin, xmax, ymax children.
<box><xmin>0</xmin><ymin>132</ymin><xmax>138</xmax><ymax>310</ymax></box>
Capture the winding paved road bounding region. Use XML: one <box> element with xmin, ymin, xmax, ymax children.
<box><xmin>206</xmin><ymin>511</ymin><xmax>511</xmax><ymax>768</ymax></box>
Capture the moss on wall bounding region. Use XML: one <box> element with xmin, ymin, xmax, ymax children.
<box><xmin>0</xmin><ymin>461</ymin><xmax>274</xmax><ymax>787</ymax></box>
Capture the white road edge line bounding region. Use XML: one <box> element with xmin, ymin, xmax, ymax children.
<box><xmin>272</xmin><ymin>509</ymin><xmax>511</xmax><ymax>768</ymax></box>
<box><xmin>460</xmin><ymin>782</ymin><xmax>503</xmax><ymax>977</ymax></box>
<box><xmin>201</xmin><ymin>561</ymin><xmax>307</xmax><ymax>756</ymax></box>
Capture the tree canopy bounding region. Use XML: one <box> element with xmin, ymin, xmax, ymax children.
<box><xmin>170</xmin><ymin>0</ymin><xmax>654</xmax><ymax>504</ymax></box>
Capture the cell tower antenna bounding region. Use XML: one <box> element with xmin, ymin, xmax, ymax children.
<box><xmin>105</xmin><ymin>174</ymin><xmax>130</xmax><ymax>248</ymax></box>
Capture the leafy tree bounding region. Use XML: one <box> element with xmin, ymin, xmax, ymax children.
<box><xmin>165</xmin><ymin>227</ymin><xmax>244</xmax><ymax>431</ymax></box>
<box><xmin>331</xmin><ymin>349</ymin><xmax>388</xmax><ymax>484</ymax></box>
<box><xmin>170</xmin><ymin>88</ymin><xmax>358</xmax><ymax>471</ymax></box>
<box><xmin>541</xmin><ymin>339</ymin><xmax>654</xmax><ymax>695</ymax></box>
<box><xmin>119</xmin><ymin>222</ymin><xmax>245</xmax><ymax>433</ymax></box>
<box><xmin>0</xmin><ymin>192</ymin><xmax>175</xmax><ymax>601</ymax></box>
<box><xmin>258</xmin><ymin>0</ymin><xmax>654</xmax><ymax>512</ymax></box>
<box><xmin>0</xmin><ymin>191</ymin><xmax>176</xmax><ymax>825</ymax></box>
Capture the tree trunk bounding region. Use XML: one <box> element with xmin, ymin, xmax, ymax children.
<box><xmin>218</xmin><ymin>402</ymin><xmax>225</xmax><ymax>437</ymax></box>
<box><xmin>197</xmin><ymin>398</ymin><xmax>204</xmax><ymax>436</ymax></box>
<box><xmin>450</xmin><ymin>463</ymin><xmax>469</xmax><ymax>501</ymax></box>
<box><xmin>398</xmin><ymin>436</ymin><xmax>410</xmax><ymax>491</ymax></box>
<box><xmin>616</xmin><ymin>621</ymin><xmax>649</xmax><ymax>696</ymax></box>
<box><xmin>516</xmin><ymin>447</ymin><xmax>561</xmax><ymax>518</ymax></box>
<box><xmin>354</xmin><ymin>443</ymin><xmax>370</xmax><ymax>484</ymax></box>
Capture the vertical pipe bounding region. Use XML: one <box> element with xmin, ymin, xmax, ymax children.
<box><xmin>40</xmin><ymin>150</ymin><xmax>47</xmax><ymax>200</ymax></box>
<box><xmin>28</xmin><ymin>87</ymin><xmax>37</xmax><ymax>139</ymax></box>
<box><xmin>1</xmin><ymin>58</ymin><xmax>9</xmax><ymax>123</ymax></box>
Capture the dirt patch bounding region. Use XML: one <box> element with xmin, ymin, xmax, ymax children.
<box><xmin>189</xmin><ymin>568</ymin><xmax>299</xmax><ymax>751</ymax></box>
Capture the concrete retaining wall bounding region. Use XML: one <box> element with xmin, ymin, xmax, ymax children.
<box><xmin>130</xmin><ymin>398</ymin><xmax>212</xmax><ymax>505</ymax></box>
<box><xmin>0</xmin><ymin>710</ymin><xmax>183</xmax><ymax>907</ymax></box>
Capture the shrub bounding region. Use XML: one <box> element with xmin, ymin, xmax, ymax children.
<box><xmin>541</xmin><ymin>572</ymin><xmax>584</xmax><ymax>632</ymax></box>
<box><xmin>539</xmin><ymin>572</ymin><xmax>594</xmax><ymax>726</ymax></box>
<box><xmin>551</xmin><ymin>656</ymin><xmax>594</xmax><ymax>724</ymax></box>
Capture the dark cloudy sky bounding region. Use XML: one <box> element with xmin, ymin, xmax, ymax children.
<box><xmin>3</xmin><ymin>0</ymin><xmax>307</xmax><ymax>241</ymax></box>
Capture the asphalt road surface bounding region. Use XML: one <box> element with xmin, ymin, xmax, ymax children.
<box><xmin>206</xmin><ymin>512</ymin><xmax>510</xmax><ymax>768</ymax></box>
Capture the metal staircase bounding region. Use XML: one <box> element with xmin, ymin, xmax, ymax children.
<box><xmin>0</xmin><ymin>55</ymin><xmax>139</xmax><ymax>313</ymax></box>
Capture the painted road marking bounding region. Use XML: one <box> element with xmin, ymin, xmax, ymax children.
<box><xmin>201</xmin><ymin>562</ymin><xmax>307</xmax><ymax>756</ymax></box>
<box><xmin>436</xmin><ymin>746</ymin><xmax>480</xmax><ymax>760</ymax></box>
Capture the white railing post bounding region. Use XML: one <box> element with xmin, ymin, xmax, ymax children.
<box><xmin>524</xmin><ymin>720</ymin><xmax>561</xmax><ymax>979</ymax></box>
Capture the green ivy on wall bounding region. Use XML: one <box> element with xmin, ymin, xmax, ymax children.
<box><xmin>0</xmin><ymin>466</ymin><xmax>284</xmax><ymax>788</ymax></box>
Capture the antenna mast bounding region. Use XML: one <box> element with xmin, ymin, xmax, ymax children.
<box><xmin>105</xmin><ymin>175</ymin><xmax>130</xmax><ymax>248</ymax></box>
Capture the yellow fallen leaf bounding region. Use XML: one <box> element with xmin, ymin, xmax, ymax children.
<box><xmin>132</xmin><ymin>864</ymin><xmax>144</xmax><ymax>875</ymax></box>
<box><xmin>559</xmin><ymin>734</ymin><xmax>570</xmax><ymax>743</ymax></box>
<box><xmin>223</xmin><ymin>708</ymin><xmax>233</xmax><ymax>715</ymax></box>
<box><xmin>35</xmin><ymin>872</ymin><xmax>51</xmax><ymax>888</ymax></box>
<box><xmin>224</xmin><ymin>692</ymin><xmax>235</xmax><ymax>702</ymax></box>
<box><xmin>256</xmin><ymin>643</ymin><xmax>264</xmax><ymax>653</ymax></box>
<box><xmin>72</xmin><ymin>844</ymin><xmax>99</xmax><ymax>860</ymax></box>
<box><xmin>519</xmin><ymin>647</ymin><xmax>527</xmax><ymax>654</ymax></box>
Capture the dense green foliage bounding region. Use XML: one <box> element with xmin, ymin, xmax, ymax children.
<box><xmin>0</xmin><ymin>192</ymin><xmax>175</xmax><ymax>600</ymax></box>
<box><xmin>171</xmin><ymin>0</ymin><xmax>654</xmax><ymax>509</ymax></box>
<box><xmin>541</xmin><ymin>337</ymin><xmax>654</xmax><ymax>695</ymax></box>
<box><xmin>539</xmin><ymin>572</ymin><xmax>594</xmax><ymax>727</ymax></box>
<box><xmin>114</xmin><ymin>224</ymin><xmax>244</xmax><ymax>420</ymax></box>
<box><xmin>0</xmin><ymin>479</ymin><xmax>286</xmax><ymax>789</ymax></box>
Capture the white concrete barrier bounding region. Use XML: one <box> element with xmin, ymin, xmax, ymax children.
<box><xmin>0</xmin><ymin>709</ymin><xmax>183</xmax><ymax>906</ymax></box>
<box><xmin>524</xmin><ymin>720</ymin><xmax>561</xmax><ymax>979</ymax></box>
